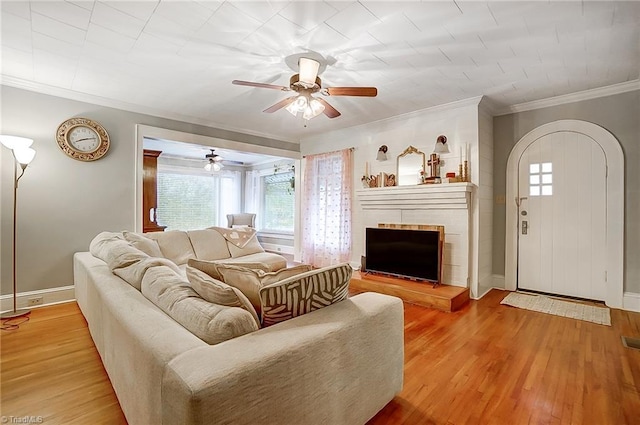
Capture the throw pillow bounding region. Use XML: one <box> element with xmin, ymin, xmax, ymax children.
<box><xmin>210</xmin><ymin>226</ymin><xmax>257</xmax><ymax>248</ymax></box>
<box><xmin>188</xmin><ymin>258</ymin><xmax>280</xmax><ymax>281</ymax></box>
<box><xmin>259</xmin><ymin>263</ymin><xmax>352</xmax><ymax>327</ymax></box>
<box><xmin>210</xmin><ymin>227</ymin><xmax>265</xmax><ymax>257</ymax></box>
<box><xmin>216</xmin><ymin>264</ymin><xmax>313</xmax><ymax>314</ymax></box>
<box><xmin>186</xmin><ymin>266</ymin><xmax>260</xmax><ymax>327</ymax></box>
<box><xmin>123</xmin><ymin>231</ymin><xmax>163</xmax><ymax>258</ymax></box>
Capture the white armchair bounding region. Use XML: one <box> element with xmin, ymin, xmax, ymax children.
<box><xmin>227</xmin><ymin>213</ymin><xmax>256</xmax><ymax>228</ymax></box>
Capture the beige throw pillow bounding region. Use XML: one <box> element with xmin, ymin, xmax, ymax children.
<box><xmin>188</xmin><ymin>258</ymin><xmax>277</xmax><ymax>281</ymax></box>
<box><xmin>186</xmin><ymin>266</ymin><xmax>260</xmax><ymax>327</ymax></box>
<box><xmin>216</xmin><ymin>264</ymin><xmax>313</xmax><ymax>315</ymax></box>
<box><xmin>259</xmin><ymin>263</ymin><xmax>352</xmax><ymax>327</ymax></box>
<box><xmin>123</xmin><ymin>231</ymin><xmax>163</xmax><ymax>258</ymax></box>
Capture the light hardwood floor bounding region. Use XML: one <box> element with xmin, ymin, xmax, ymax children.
<box><xmin>1</xmin><ymin>290</ymin><xmax>639</xmax><ymax>424</ymax></box>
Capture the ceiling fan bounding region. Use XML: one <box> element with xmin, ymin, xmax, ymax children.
<box><xmin>204</xmin><ymin>149</ymin><xmax>223</xmax><ymax>171</ymax></box>
<box><xmin>232</xmin><ymin>57</ymin><xmax>377</xmax><ymax>120</ymax></box>
<box><xmin>203</xmin><ymin>149</ymin><xmax>244</xmax><ymax>171</ymax></box>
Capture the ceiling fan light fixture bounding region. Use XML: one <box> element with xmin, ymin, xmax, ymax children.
<box><xmin>286</xmin><ymin>95</ymin><xmax>309</xmax><ymax>116</ymax></box>
<box><xmin>204</xmin><ymin>158</ymin><xmax>223</xmax><ymax>172</ymax></box>
<box><xmin>204</xmin><ymin>149</ymin><xmax>224</xmax><ymax>171</ymax></box>
<box><xmin>304</xmin><ymin>98</ymin><xmax>325</xmax><ymax>120</ymax></box>
<box><xmin>298</xmin><ymin>57</ymin><xmax>320</xmax><ymax>85</ymax></box>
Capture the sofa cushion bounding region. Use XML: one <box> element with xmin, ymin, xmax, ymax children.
<box><xmin>145</xmin><ymin>230</ymin><xmax>195</xmax><ymax>265</ymax></box>
<box><xmin>89</xmin><ymin>231</ymin><xmax>181</xmax><ymax>290</ymax></box>
<box><xmin>216</xmin><ymin>264</ymin><xmax>313</xmax><ymax>315</ymax></box>
<box><xmin>141</xmin><ymin>265</ymin><xmax>258</xmax><ymax>345</ymax></box>
<box><xmin>259</xmin><ymin>263</ymin><xmax>352</xmax><ymax>327</ymax></box>
<box><xmin>185</xmin><ymin>266</ymin><xmax>260</xmax><ymax>327</ymax></box>
<box><xmin>123</xmin><ymin>231</ymin><xmax>163</xmax><ymax>258</ymax></box>
<box><xmin>114</xmin><ymin>257</ymin><xmax>182</xmax><ymax>291</ymax></box>
<box><xmin>92</xmin><ymin>234</ymin><xmax>148</xmax><ymax>271</ymax></box>
<box><xmin>187</xmin><ymin>229</ymin><xmax>231</xmax><ymax>261</ymax></box>
<box><xmin>89</xmin><ymin>231</ymin><xmax>126</xmax><ymax>261</ymax></box>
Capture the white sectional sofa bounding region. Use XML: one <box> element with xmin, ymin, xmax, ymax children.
<box><xmin>73</xmin><ymin>228</ymin><xmax>404</xmax><ymax>425</ymax></box>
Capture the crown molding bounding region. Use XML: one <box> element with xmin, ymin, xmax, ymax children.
<box><xmin>0</xmin><ymin>75</ymin><xmax>299</xmax><ymax>144</ymax></box>
<box><xmin>495</xmin><ymin>80</ymin><xmax>640</xmax><ymax>116</ymax></box>
<box><xmin>378</xmin><ymin>95</ymin><xmax>484</xmax><ymax>124</ymax></box>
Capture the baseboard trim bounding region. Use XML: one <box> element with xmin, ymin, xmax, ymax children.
<box><xmin>1</xmin><ymin>285</ymin><xmax>75</xmax><ymax>313</ymax></box>
<box><xmin>623</xmin><ymin>292</ymin><xmax>640</xmax><ymax>313</ymax></box>
<box><xmin>493</xmin><ymin>274</ymin><xmax>506</xmax><ymax>289</ymax></box>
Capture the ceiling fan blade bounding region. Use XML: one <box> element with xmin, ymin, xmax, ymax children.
<box><xmin>325</xmin><ymin>87</ymin><xmax>378</xmax><ymax>97</ymax></box>
<box><xmin>263</xmin><ymin>96</ymin><xmax>298</xmax><ymax>113</ymax></box>
<box><xmin>317</xmin><ymin>98</ymin><xmax>341</xmax><ymax>119</ymax></box>
<box><xmin>232</xmin><ymin>80</ymin><xmax>290</xmax><ymax>91</ymax></box>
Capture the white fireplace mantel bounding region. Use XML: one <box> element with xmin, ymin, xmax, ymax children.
<box><xmin>354</xmin><ymin>182</ymin><xmax>475</xmax><ymax>291</ymax></box>
<box><xmin>356</xmin><ymin>182</ymin><xmax>474</xmax><ymax>210</ymax></box>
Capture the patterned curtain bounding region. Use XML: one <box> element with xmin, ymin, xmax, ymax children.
<box><xmin>302</xmin><ymin>148</ymin><xmax>353</xmax><ymax>267</ymax></box>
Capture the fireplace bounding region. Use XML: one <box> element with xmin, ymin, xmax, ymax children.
<box><xmin>355</xmin><ymin>183</ymin><xmax>473</xmax><ymax>290</ymax></box>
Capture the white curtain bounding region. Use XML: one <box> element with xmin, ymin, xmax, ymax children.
<box><xmin>244</xmin><ymin>169</ymin><xmax>261</xmax><ymax>226</ymax></box>
<box><xmin>218</xmin><ymin>170</ymin><xmax>242</xmax><ymax>227</ymax></box>
<box><xmin>302</xmin><ymin>148</ymin><xmax>353</xmax><ymax>267</ymax></box>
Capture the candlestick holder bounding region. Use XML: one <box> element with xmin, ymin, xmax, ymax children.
<box><xmin>458</xmin><ymin>161</ymin><xmax>470</xmax><ymax>182</ymax></box>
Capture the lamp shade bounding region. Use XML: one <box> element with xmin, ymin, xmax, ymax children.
<box><xmin>303</xmin><ymin>98</ymin><xmax>325</xmax><ymax>120</ymax></box>
<box><xmin>377</xmin><ymin>145</ymin><xmax>388</xmax><ymax>161</ymax></box>
<box><xmin>299</xmin><ymin>58</ymin><xmax>320</xmax><ymax>85</ymax></box>
<box><xmin>0</xmin><ymin>135</ymin><xmax>33</xmax><ymax>150</ymax></box>
<box><xmin>433</xmin><ymin>135</ymin><xmax>449</xmax><ymax>154</ymax></box>
<box><xmin>204</xmin><ymin>159</ymin><xmax>222</xmax><ymax>172</ymax></box>
<box><xmin>13</xmin><ymin>147</ymin><xmax>36</xmax><ymax>165</ymax></box>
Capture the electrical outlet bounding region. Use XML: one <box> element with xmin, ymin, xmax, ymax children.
<box><xmin>28</xmin><ymin>296</ymin><xmax>43</xmax><ymax>306</ymax></box>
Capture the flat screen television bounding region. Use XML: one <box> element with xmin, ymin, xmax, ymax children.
<box><xmin>364</xmin><ymin>227</ymin><xmax>441</xmax><ymax>283</ymax></box>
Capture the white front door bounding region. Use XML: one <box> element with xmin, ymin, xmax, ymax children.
<box><xmin>517</xmin><ymin>131</ymin><xmax>607</xmax><ymax>300</ymax></box>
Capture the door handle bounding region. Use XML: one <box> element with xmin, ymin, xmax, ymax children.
<box><xmin>522</xmin><ymin>220</ymin><xmax>528</xmax><ymax>235</ymax></box>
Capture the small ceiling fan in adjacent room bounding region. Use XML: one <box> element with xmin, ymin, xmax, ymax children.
<box><xmin>204</xmin><ymin>149</ymin><xmax>223</xmax><ymax>171</ymax></box>
<box><xmin>232</xmin><ymin>57</ymin><xmax>377</xmax><ymax>120</ymax></box>
<box><xmin>203</xmin><ymin>149</ymin><xmax>245</xmax><ymax>172</ymax></box>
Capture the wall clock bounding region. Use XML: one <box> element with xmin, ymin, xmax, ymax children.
<box><xmin>56</xmin><ymin>117</ymin><xmax>110</xmax><ymax>161</ymax></box>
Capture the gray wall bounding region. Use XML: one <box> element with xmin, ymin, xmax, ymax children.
<box><xmin>493</xmin><ymin>89</ymin><xmax>640</xmax><ymax>293</ymax></box>
<box><xmin>0</xmin><ymin>86</ymin><xmax>298</xmax><ymax>294</ymax></box>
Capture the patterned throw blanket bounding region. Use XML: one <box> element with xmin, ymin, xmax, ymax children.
<box><xmin>211</xmin><ymin>226</ymin><xmax>257</xmax><ymax>249</ymax></box>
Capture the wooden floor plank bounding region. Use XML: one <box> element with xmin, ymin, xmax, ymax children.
<box><xmin>1</xmin><ymin>290</ymin><xmax>639</xmax><ymax>424</ymax></box>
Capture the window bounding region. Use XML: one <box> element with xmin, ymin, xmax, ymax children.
<box><xmin>529</xmin><ymin>162</ymin><xmax>552</xmax><ymax>196</ymax></box>
<box><xmin>244</xmin><ymin>164</ymin><xmax>295</xmax><ymax>234</ymax></box>
<box><xmin>156</xmin><ymin>164</ymin><xmax>241</xmax><ymax>231</ymax></box>
<box><xmin>260</xmin><ymin>171</ymin><xmax>295</xmax><ymax>233</ymax></box>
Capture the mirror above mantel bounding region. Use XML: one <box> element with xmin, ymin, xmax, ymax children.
<box><xmin>397</xmin><ymin>145</ymin><xmax>425</xmax><ymax>186</ymax></box>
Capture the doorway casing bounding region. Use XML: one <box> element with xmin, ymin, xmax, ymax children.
<box><xmin>504</xmin><ymin>119</ymin><xmax>624</xmax><ymax>308</ymax></box>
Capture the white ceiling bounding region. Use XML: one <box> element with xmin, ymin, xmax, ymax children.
<box><xmin>1</xmin><ymin>1</ymin><xmax>639</xmax><ymax>143</ymax></box>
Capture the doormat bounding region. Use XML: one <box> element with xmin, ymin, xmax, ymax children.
<box><xmin>500</xmin><ymin>292</ymin><xmax>611</xmax><ymax>326</ymax></box>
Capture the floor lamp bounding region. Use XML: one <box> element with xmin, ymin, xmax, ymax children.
<box><xmin>0</xmin><ymin>135</ymin><xmax>36</xmax><ymax>320</ymax></box>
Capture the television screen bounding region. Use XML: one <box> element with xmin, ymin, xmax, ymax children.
<box><xmin>365</xmin><ymin>227</ymin><xmax>440</xmax><ymax>283</ymax></box>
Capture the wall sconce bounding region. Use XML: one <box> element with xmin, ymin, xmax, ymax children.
<box><xmin>433</xmin><ymin>135</ymin><xmax>449</xmax><ymax>154</ymax></box>
<box><xmin>376</xmin><ymin>145</ymin><xmax>388</xmax><ymax>161</ymax></box>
